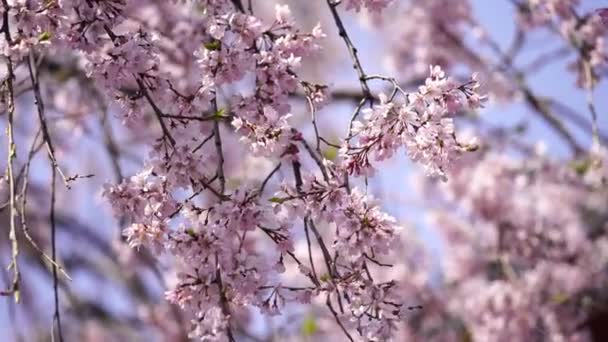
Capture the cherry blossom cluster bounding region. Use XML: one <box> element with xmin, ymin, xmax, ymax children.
<box><xmin>195</xmin><ymin>4</ymin><xmax>326</xmax><ymax>158</ymax></box>
<box><xmin>451</xmin><ymin>262</ymin><xmax>592</xmax><ymax>341</ymax></box>
<box><xmin>439</xmin><ymin>152</ymin><xmax>590</xmax><ymax>263</ymax></box>
<box><xmin>277</xmin><ymin>167</ymin><xmax>401</xmax><ymax>265</ymax></box>
<box><xmin>0</xmin><ymin>0</ymin><xmax>64</xmax><ymax>59</ymax></box>
<box><xmin>418</xmin><ymin>149</ymin><xmax>608</xmax><ymax>340</ymax></box>
<box><xmin>146</xmin><ymin>125</ymin><xmax>218</xmax><ymax>190</ymax></box>
<box><xmin>517</xmin><ymin>0</ymin><xmax>608</xmax><ymax>86</ymax></box>
<box><xmin>89</xmin><ymin>2</ymin><xmax>326</xmax><ymax>339</ymax></box>
<box><xmin>272</xmin><ymin>161</ymin><xmax>426</xmax><ymax>339</ymax></box>
<box><xmin>104</xmin><ymin>159</ymin><xmax>301</xmax><ymax>338</ymax></box>
<box><xmin>105</xmin><ymin>161</ymin><xmax>409</xmax><ymax>340</ymax></box>
<box><xmin>103</xmin><ymin>168</ymin><xmax>177</xmax><ymax>252</ymax></box>
<box><xmin>1</xmin><ymin>0</ymin><xmax>184</xmax><ymax>128</ymax></box>
<box><xmin>383</xmin><ymin>0</ymin><xmax>475</xmax><ymax>79</ymax></box>
<box><xmin>342</xmin><ymin>66</ymin><xmax>484</xmax><ymax>179</ymax></box>
<box><xmin>164</xmin><ymin>188</ymin><xmax>294</xmax><ymax>340</ymax></box>
<box><xmin>516</xmin><ymin>0</ymin><xmax>579</xmax><ymax>27</ymax></box>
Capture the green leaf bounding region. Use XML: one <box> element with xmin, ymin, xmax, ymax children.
<box><xmin>38</xmin><ymin>31</ymin><xmax>52</xmax><ymax>42</ymax></box>
<box><xmin>552</xmin><ymin>293</ymin><xmax>569</xmax><ymax>305</ymax></box>
<box><xmin>570</xmin><ymin>159</ymin><xmax>591</xmax><ymax>176</ymax></box>
<box><xmin>319</xmin><ymin>273</ymin><xmax>330</xmax><ymax>282</ymax></box>
<box><xmin>322</xmin><ymin>146</ymin><xmax>338</xmax><ymax>161</ymax></box>
<box><xmin>204</xmin><ymin>40</ymin><xmax>221</xmax><ymax>51</ymax></box>
<box><xmin>268</xmin><ymin>197</ymin><xmax>285</xmax><ymax>204</ymax></box>
<box><xmin>214</xmin><ymin>108</ymin><xmax>227</xmax><ymax>120</ymax></box>
<box><xmin>301</xmin><ymin>315</ymin><xmax>318</xmax><ymax>337</ymax></box>
<box><xmin>462</xmin><ymin>143</ymin><xmax>479</xmax><ymax>152</ymax></box>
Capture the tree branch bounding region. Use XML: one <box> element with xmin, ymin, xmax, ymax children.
<box><xmin>1</xmin><ymin>0</ymin><xmax>20</xmax><ymax>303</ymax></box>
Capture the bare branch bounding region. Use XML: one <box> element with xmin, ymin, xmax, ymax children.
<box><xmin>1</xmin><ymin>0</ymin><xmax>20</xmax><ymax>303</ymax></box>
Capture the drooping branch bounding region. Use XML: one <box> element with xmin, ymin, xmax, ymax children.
<box><xmin>1</xmin><ymin>0</ymin><xmax>20</xmax><ymax>304</ymax></box>
<box><xmin>27</xmin><ymin>53</ymin><xmax>74</xmax><ymax>189</ymax></box>
<box><xmin>325</xmin><ymin>0</ymin><xmax>375</xmax><ymax>138</ymax></box>
<box><xmin>212</xmin><ymin>98</ymin><xmax>226</xmax><ymax>194</ymax></box>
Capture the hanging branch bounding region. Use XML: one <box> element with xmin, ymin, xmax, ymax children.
<box><xmin>49</xmin><ymin>158</ymin><xmax>64</xmax><ymax>342</ymax></box>
<box><xmin>326</xmin><ymin>0</ymin><xmax>373</xmax><ymax>101</ymax></box>
<box><xmin>18</xmin><ymin>129</ymin><xmax>71</xmax><ymax>280</ymax></box>
<box><xmin>1</xmin><ymin>0</ymin><xmax>20</xmax><ymax>304</ymax></box>
<box><xmin>212</xmin><ymin>97</ymin><xmax>226</xmax><ymax>194</ymax></box>
<box><xmin>27</xmin><ymin>53</ymin><xmax>73</xmax><ymax>189</ymax></box>
<box><xmin>291</xmin><ymin>160</ymin><xmax>353</xmax><ymax>341</ymax></box>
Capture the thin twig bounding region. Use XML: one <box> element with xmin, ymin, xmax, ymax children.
<box><xmin>518</xmin><ymin>77</ymin><xmax>583</xmax><ymax>154</ymax></box>
<box><xmin>259</xmin><ymin>163</ymin><xmax>281</xmax><ymax>195</ymax></box>
<box><xmin>325</xmin><ymin>0</ymin><xmax>372</xmax><ymax>101</ymax></box>
<box><xmin>304</xmin><ymin>89</ymin><xmax>323</xmax><ymax>153</ymax></box>
<box><xmin>212</xmin><ymin>98</ymin><xmax>226</xmax><ymax>194</ymax></box>
<box><xmin>583</xmin><ymin>61</ymin><xmax>600</xmax><ymax>148</ymax></box>
<box><xmin>291</xmin><ymin>162</ymin><xmax>336</xmax><ymax>279</ymax></box>
<box><xmin>437</xmin><ymin>22</ymin><xmax>585</xmax><ymax>155</ymax></box>
<box><xmin>136</xmin><ymin>78</ymin><xmax>176</xmax><ymax>146</ymax></box>
<box><xmin>326</xmin><ymin>294</ymin><xmax>355</xmax><ymax>342</ymax></box>
<box><xmin>215</xmin><ymin>258</ymin><xmax>236</xmax><ymax>342</ymax></box>
<box><xmin>303</xmin><ymin>219</ymin><xmax>319</xmax><ymax>281</ymax></box>
<box><xmin>1</xmin><ymin>0</ymin><xmax>20</xmax><ymax>303</ymax></box>
<box><xmin>160</xmin><ymin>113</ymin><xmax>218</xmax><ymax>121</ymax></box>
<box><xmin>347</xmin><ymin>97</ymin><xmax>367</xmax><ymax>141</ymax></box>
<box><xmin>549</xmin><ymin>99</ymin><xmax>608</xmax><ymax>145</ymax></box>
<box><xmin>18</xmin><ymin>129</ymin><xmax>71</xmax><ymax>280</ymax></box>
<box><xmin>326</xmin><ymin>0</ymin><xmax>376</xmax><ymax>143</ymax></box>
<box><xmin>300</xmin><ymin>139</ymin><xmax>329</xmax><ymax>181</ymax></box>
<box><xmin>99</xmin><ymin>100</ymin><xmax>123</xmax><ymax>181</ymax></box>
<box><xmin>50</xmin><ymin>156</ymin><xmax>64</xmax><ymax>342</ymax></box>
<box><xmin>192</xmin><ymin>131</ymin><xmax>215</xmax><ymax>154</ymax></box>
<box><xmin>27</xmin><ymin>52</ymin><xmax>73</xmax><ymax>189</ymax></box>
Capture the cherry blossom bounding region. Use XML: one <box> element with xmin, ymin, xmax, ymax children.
<box><xmin>1</xmin><ymin>0</ymin><xmax>608</xmax><ymax>341</ymax></box>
